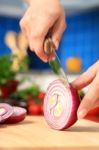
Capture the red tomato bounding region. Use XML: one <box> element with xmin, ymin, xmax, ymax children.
<box><xmin>0</xmin><ymin>86</ymin><xmax>10</xmax><ymax>98</ymax></box>
<box><xmin>85</xmin><ymin>115</ymin><xmax>99</xmax><ymax>123</ymax></box>
<box><xmin>28</xmin><ymin>104</ymin><xmax>41</xmax><ymax>115</ymax></box>
<box><xmin>7</xmin><ymin>80</ymin><xmax>19</xmax><ymax>93</ymax></box>
<box><xmin>38</xmin><ymin>91</ymin><xmax>45</xmax><ymax>100</ymax></box>
<box><xmin>27</xmin><ymin>95</ymin><xmax>35</xmax><ymax>106</ymax></box>
<box><xmin>87</xmin><ymin>107</ymin><xmax>99</xmax><ymax>116</ymax></box>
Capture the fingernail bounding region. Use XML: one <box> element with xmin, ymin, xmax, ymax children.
<box><xmin>77</xmin><ymin>108</ymin><xmax>87</xmax><ymax>119</ymax></box>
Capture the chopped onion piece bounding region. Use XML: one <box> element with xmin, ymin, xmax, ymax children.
<box><xmin>0</xmin><ymin>103</ymin><xmax>13</xmax><ymax>123</ymax></box>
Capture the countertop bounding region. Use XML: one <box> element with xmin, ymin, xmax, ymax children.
<box><xmin>0</xmin><ymin>116</ymin><xmax>99</xmax><ymax>150</ymax></box>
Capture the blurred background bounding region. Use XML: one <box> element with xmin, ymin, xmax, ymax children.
<box><xmin>0</xmin><ymin>0</ymin><xmax>99</xmax><ymax>71</ymax></box>
<box><xmin>0</xmin><ymin>0</ymin><xmax>99</xmax><ymax>113</ymax></box>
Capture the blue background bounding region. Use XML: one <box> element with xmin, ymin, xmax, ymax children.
<box><xmin>0</xmin><ymin>9</ymin><xmax>99</xmax><ymax>71</ymax></box>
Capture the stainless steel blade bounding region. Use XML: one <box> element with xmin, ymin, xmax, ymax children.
<box><xmin>44</xmin><ymin>37</ymin><xmax>69</xmax><ymax>86</ymax></box>
<box><xmin>49</xmin><ymin>51</ymin><xmax>69</xmax><ymax>86</ymax></box>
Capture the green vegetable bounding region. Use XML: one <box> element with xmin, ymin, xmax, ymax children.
<box><xmin>18</xmin><ymin>56</ymin><xmax>29</xmax><ymax>72</ymax></box>
<box><xmin>10</xmin><ymin>85</ymin><xmax>40</xmax><ymax>100</ymax></box>
<box><xmin>0</xmin><ymin>54</ymin><xmax>29</xmax><ymax>85</ymax></box>
<box><xmin>0</xmin><ymin>55</ymin><xmax>15</xmax><ymax>85</ymax></box>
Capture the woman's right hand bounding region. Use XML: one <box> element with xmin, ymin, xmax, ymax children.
<box><xmin>20</xmin><ymin>0</ymin><xmax>66</xmax><ymax>62</ymax></box>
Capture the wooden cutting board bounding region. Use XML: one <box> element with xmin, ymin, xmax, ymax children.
<box><xmin>0</xmin><ymin>116</ymin><xmax>99</xmax><ymax>150</ymax></box>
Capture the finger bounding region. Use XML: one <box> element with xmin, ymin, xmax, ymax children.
<box><xmin>51</xmin><ymin>10</ymin><xmax>66</xmax><ymax>49</ymax></box>
<box><xmin>20</xmin><ymin>17</ymin><xmax>30</xmax><ymax>39</ymax></box>
<box><xmin>29</xmin><ymin>16</ymin><xmax>58</xmax><ymax>62</ymax></box>
<box><xmin>94</xmin><ymin>99</ymin><xmax>99</xmax><ymax>108</ymax></box>
<box><xmin>20</xmin><ymin>21</ymin><xmax>30</xmax><ymax>40</ymax></box>
<box><xmin>77</xmin><ymin>71</ymin><xmax>99</xmax><ymax>119</ymax></box>
<box><xmin>29</xmin><ymin>37</ymin><xmax>49</xmax><ymax>62</ymax></box>
<box><xmin>29</xmin><ymin>37</ymin><xmax>55</xmax><ymax>62</ymax></box>
<box><xmin>71</xmin><ymin>61</ymin><xmax>99</xmax><ymax>90</ymax></box>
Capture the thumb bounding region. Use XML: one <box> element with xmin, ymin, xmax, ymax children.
<box><xmin>77</xmin><ymin>72</ymin><xmax>99</xmax><ymax>119</ymax></box>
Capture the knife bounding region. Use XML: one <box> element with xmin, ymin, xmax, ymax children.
<box><xmin>44</xmin><ymin>37</ymin><xmax>69</xmax><ymax>86</ymax></box>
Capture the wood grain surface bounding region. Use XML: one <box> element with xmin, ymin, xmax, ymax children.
<box><xmin>0</xmin><ymin>116</ymin><xmax>99</xmax><ymax>150</ymax></box>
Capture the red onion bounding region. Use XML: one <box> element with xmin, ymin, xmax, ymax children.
<box><xmin>0</xmin><ymin>103</ymin><xmax>13</xmax><ymax>123</ymax></box>
<box><xmin>4</xmin><ymin>106</ymin><xmax>27</xmax><ymax>124</ymax></box>
<box><xmin>44</xmin><ymin>79</ymin><xmax>80</xmax><ymax>130</ymax></box>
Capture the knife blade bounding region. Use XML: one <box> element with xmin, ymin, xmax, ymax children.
<box><xmin>44</xmin><ymin>37</ymin><xmax>69</xmax><ymax>86</ymax></box>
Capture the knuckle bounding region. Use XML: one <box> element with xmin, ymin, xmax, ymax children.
<box><xmin>20</xmin><ymin>16</ymin><xmax>29</xmax><ymax>28</ymax></box>
<box><xmin>19</xmin><ymin>19</ymin><xmax>24</xmax><ymax>28</ymax></box>
<box><xmin>46</xmin><ymin>7</ymin><xmax>60</xmax><ymax>18</ymax></box>
<box><xmin>29</xmin><ymin>44</ymin><xmax>34</xmax><ymax>51</ymax></box>
<box><xmin>29</xmin><ymin>41</ymin><xmax>34</xmax><ymax>51</ymax></box>
<box><xmin>20</xmin><ymin>20</ymin><xmax>28</xmax><ymax>31</ymax></box>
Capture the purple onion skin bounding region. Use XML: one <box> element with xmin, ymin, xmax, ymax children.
<box><xmin>3</xmin><ymin>107</ymin><xmax>27</xmax><ymax>124</ymax></box>
<box><xmin>44</xmin><ymin>79</ymin><xmax>81</xmax><ymax>130</ymax></box>
<box><xmin>61</xmin><ymin>84</ymin><xmax>80</xmax><ymax>130</ymax></box>
<box><xmin>0</xmin><ymin>103</ymin><xmax>13</xmax><ymax>123</ymax></box>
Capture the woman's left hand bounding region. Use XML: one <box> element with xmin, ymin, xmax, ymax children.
<box><xmin>72</xmin><ymin>61</ymin><xmax>99</xmax><ymax>119</ymax></box>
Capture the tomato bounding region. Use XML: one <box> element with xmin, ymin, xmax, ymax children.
<box><xmin>85</xmin><ymin>107</ymin><xmax>99</xmax><ymax>123</ymax></box>
<box><xmin>7</xmin><ymin>80</ymin><xmax>19</xmax><ymax>93</ymax></box>
<box><xmin>0</xmin><ymin>80</ymin><xmax>19</xmax><ymax>99</ymax></box>
<box><xmin>0</xmin><ymin>86</ymin><xmax>10</xmax><ymax>98</ymax></box>
<box><xmin>28</xmin><ymin>104</ymin><xmax>41</xmax><ymax>115</ymax></box>
<box><xmin>27</xmin><ymin>94</ymin><xmax>44</xmax><ymax>115</ymax></box>
<box><xmin>87</xmin><ymin>107</ymin><xmax>99</xmax><ymax>116</ymax></box>
<box><xmin>27</xmin><ymin>95</ymin><xmax>35</xmax><ymax>106</ymax></box>
<box><xmin>38</xmin><ymin>91</ymin><xmax>45</xmax><ymax>100</ymax></box>
<box><xmin>85</xmin><ymin>115</ymin><xmax>99</xmax><ymax>123</ymax></box>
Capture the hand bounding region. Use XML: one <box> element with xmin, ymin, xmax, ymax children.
<box><xmin>71</xmin><ymin>61</ymin><xmax>99</xmax><ymax>119</ymax></box>
<box><xmin>20</xmin><ymin>0</ymin><xmax>66</xmax><ymax>62</ymax></box>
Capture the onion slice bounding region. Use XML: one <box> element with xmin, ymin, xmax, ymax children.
<box><xmin>4</xmin><ymin>106</ymin><xmax>27</xmax><ymax>124</ymax></box>
<box><xmin>44</xmin><ymin>79</ymin><xmax>80</xmax><ymax>130</ymax></box>
<box><xmin>0</xmin><ymin>103</ymin><xmax>13</xmax><ymax>123</ymax></box>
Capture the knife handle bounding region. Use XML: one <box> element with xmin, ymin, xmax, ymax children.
<box><xmin>44</xmin><ymin>37</ymin><xmax>55</xmax><ymax>55</ymax></box>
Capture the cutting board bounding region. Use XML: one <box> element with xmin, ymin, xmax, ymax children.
<box><xmin>0</xmin><ymin>116</ymin><xmax>99</xmax><ymax>150</ymax></box>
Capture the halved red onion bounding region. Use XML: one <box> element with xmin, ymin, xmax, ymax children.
<box><xmin>0</xmin><ymin>103</ymin><xmax>13</xmax><ymax>123</ymax></box>
<box><xmin>4</xmin><ymin>106</ymin><xmax>27</xmax><ymax>124</ymax></box>
<box><xmin>44</xmin><ymin>79</ymin><xmax>80</xmax><ymax>130</ymax></box>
